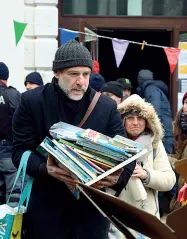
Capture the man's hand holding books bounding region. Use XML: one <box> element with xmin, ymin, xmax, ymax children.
<box><xmin>47</xmin><ymin>154</ymin><xmax>123</xmax><ymax>189</ymax></box>
<box><xmin>93</xmin><ymin>168</ymin><xmax>123</xmax><ymax>189</ymax></box>
<box><xmin>47</xmin><ymin>155</ymin><xmax>79</xmax><ymax>186</ymax></box>
<box><xmin>38</xmin><ymin>125</ymin><xmax>146</xmax><ymax>199</ymax></box>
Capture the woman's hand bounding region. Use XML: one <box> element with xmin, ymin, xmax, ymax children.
<box><xmin>132</xmin><ymin>164</ymin><xmax>148</xmax><ymax>180</ymax></box>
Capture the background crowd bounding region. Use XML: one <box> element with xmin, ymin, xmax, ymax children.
<box><xmin>0</xmin><ymin>39</ymin><xmax>186</xmax><ymax>239</ymax></box>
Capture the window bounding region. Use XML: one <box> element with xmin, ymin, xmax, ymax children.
<box><xmin>143</xmin><ymin>0</ymin><xmax>187</xmax><ymax>16</ymax></box>
<box><xmin>62</xmin><ymin>0</ymin><xmax>127</xmax><ymax>16</ymax></box>
<box><xmin>61</xmin><ymin>0</ymin><xmax>187</xmax><ymax>16</ymax></box>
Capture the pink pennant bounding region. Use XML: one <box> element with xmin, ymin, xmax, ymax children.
<box><xmin>164</xmin><ymin>47</ymin><xmax>181</xmax><ymax>74</ymax></box>
<box><xmin>112</xmin><ymin>39</ymin><xmax>129</xmax><ymax>68</ymax></box>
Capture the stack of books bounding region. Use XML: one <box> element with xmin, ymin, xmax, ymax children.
<box><xmin>37</xmin><ymin>123</ymin><xmax>148</xmax><ymax>198</ymax></box>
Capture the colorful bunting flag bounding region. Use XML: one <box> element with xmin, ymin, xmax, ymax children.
<box><xmin>13</xmin><ymin>20</ymin><xmax>27</xmax><ymax>46</ymax></box>
<box><xmin>84</xmin><ymin>27</ymin><xmax>98</xmax><ymax>42</ymax></box>
<box><xmin>60</xmin><ymin>28</ymin><xmax>78</xmax><ymax>45</ymax></box>
<box><xmin>112</xmin><ymin>39</ymin><xmax>129</xmax><ymax>68</ymax></box>
<box><xmin>164</xmin><ymin>48</ymin><xmax>181</xmax><ymax>74</ymax></box>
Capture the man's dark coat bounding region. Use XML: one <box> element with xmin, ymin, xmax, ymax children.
<box><xmin>12</xmin><ymin>78</ymin><xmax>135</xmax><ymax>239</ymax></box>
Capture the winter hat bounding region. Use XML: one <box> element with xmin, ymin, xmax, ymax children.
<box><xmin>182</xmin><ymin>92</ymin><xmax>187</xmax><ymax>104</ymax></box>
<box><xmin>101</xmin><ymin>81</ymin><xmax>123</xmax><ymax>98</ymax></box>
<box><xmin>0</xmin><ymin>62</ymin><xmax>9</xmax><ymax>80</ymax></box>
<box><xmin>92</xmin><ymin>60</ymin><xmax>100</xmax><ymax>73</ymax></box>
<box><xmin>24</xmin><ymin>72</ymin><xmax>43</xmax><ymax>86</ymax></box>
<box><xmin>137</xmin><ymin>69</ymin><xmax>154</xmax><ymax>85</ymax></box>
<box><xmin>117</xmin><ymin>78</ymin><xmax>132</xmax><ymax>89</ymax></box>
<box><xmin>123</xmin><ymin>109</ymin><xmax>141</xmax><ymax>119</ymax></box>
<box><xmin>52</xmin><ymin>40</ymin><xmax>93</xmax><ymax>72</ymax></box>
<box><xmin>89</xmin><ymin>73</ymin><xmax>105</xmax><ymax>91</ymax></box>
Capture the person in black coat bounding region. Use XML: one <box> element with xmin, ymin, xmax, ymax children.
<box><xmin>0</xmin><ymin>62</ymin><xmax>21</xmax><ymax>207</ymax></box>
<box><xmin>24</xmin><ymin>72</ymin><xmax>44</xmax><ymax>91</ymax></box>
<box><xmin>136</xmin><ymin>69</ymin><xmax>174</xmax><ymax>154</ymax></box>
<box><xmin>12</xmin><ymin>40</ymin><xmax>135</xmax><ymax>239</ymax></box>
<box><xmin>101</xmin><ymin>81</ymin><xmax>123</xmax><ymax>105</ymax></box>
<box><xmin>89</xmin><ymin>73</ymin><xmax>105</xmax><ymax>92</ymax></box>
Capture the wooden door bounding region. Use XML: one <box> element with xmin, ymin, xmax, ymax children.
<box><xmin>79</xmin><ymin>19</ymin><xmax>99</xmax><ymax>61</ymax></box>
<box><xmin>170</xmin><ymin>26</ymin><xmax>180</xmax><ymax>118</ymax></box>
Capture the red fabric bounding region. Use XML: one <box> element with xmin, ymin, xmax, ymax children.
<box><xmin>164</xmin><ymin>47</ymin><xmax>181</xmax><ymax>74</ymax></box>
<box><xmin>178</xmin><ymin>184</ymin><xmax>187</xmax><ymax>202</ymax></box>
<box><xmin>131</xmin><ymin>136</ymin><xmax>139</xmax><ymax>141</ymax></box>
<box><xmin>183</xmin><ymin>92</ymin><xmax>187</xmax><ymax>104</ymax></box>
<box><xmin>92</xmin><ymin>60</ymin><xmax>100</xmax><ymax>73</ymax></box>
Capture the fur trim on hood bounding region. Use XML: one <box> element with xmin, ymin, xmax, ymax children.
<box><xmin>118</xmin><ymin>94</ymin><xmax>164</xmax><ymax>148</ymax></box>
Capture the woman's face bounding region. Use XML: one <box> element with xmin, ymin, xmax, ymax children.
<box><xmin>124</xmin><ymin>115</ymin><xmax>146</xmax><ymax>137</ymax></box>
<box><xmin>183</xmin><ymin>99</ymin><xmax>187</xmax><ymax>115</ymax></box>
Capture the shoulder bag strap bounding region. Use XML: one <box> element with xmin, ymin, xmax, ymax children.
<box><xmin>78</xmin><ymin>92</ymin><xmax>101</xmax><ymax>128</ymax></box>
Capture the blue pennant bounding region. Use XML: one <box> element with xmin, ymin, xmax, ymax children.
<box><xmin>60</xmin><ymin>28</ymin><xmax>79</xmax><ymax>45</ymax></box>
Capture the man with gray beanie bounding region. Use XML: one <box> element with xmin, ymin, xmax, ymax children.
<box><xmin>12</xmin><ymin>40</ymin><xmax>135</xmax><ymax>239</ymax></box>
<box><xmin>0</xmin><ymin>62</ymin><xmax>21</xmax><ymax>207</ymax></box>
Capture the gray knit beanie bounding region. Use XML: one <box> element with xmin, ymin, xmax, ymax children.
<box><xmin>52</xmin><ymin>40</ymin><xmax>93</xmax><ymax>72</ymax></box>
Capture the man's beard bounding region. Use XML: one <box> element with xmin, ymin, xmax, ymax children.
<box><xmin>58</xmin><ymin>79</ymin><xmax>88</xmax><ymax>101</ymax></box>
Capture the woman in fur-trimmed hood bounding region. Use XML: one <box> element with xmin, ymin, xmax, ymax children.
<box><xmin>118</xmin><ymin>94</ymin><xmax>164</xmax><ymax>148</ymax></box>
<box><xmin>108</xmin><ymin>94</ymin><xmax>176</xmax><ymax>239</ymax></box>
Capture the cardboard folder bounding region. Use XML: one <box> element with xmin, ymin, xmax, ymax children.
<box><xmin>166</xmin><ymin>205</ymin><xmax>187</xmax><ymax>239</ymax></box>
<box><xmin>175</xmin><ymin>158</ymin><xmax>187</xmax><ymax>183</ymax></box>
<box><xmin>77</xmin><ymin>184</ymin><xmax>179</xmax><ymax>239</ymax></box>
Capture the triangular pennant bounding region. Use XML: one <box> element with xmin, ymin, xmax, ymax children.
<box><xmin>112</xmin><ymin>39</ymin><xmax>129</xmax><ymax>68</ymax></box>
<box><xmin>60</xmin><ymin>28</ymin><xmax>78</xmax><ymax>45</ymax></box>
<box><xmin>85</xmin><ymin>33</ymin><xmax>97</xmax><ymax>42</ymax></box>
<box><xmin>164</xmin><ymin>47</ymin><xmax>181</xmax><ymax>74</ymax></box>
<box><xmin>84</xmin><ymin>27</ymin><xmax>98</xmax><ymax>42</ymax></box>
<box><xmin>13</xmin><ymin>20</ymin><xmax>27</xmax><ymax>46</ymax></box>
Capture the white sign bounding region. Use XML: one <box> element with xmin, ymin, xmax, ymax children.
<box><xmin>178</xmin><ymin>42</ymin><xmax>187</xmax><ymax>79</ymax></box>
<box><xmin>181</xmin><ymin>80</ymin><xmax>187</xmax><ymax>93</ymax></box>
<box><xmin>178</xmin><ymin>92</ymin><xmax>184</xmax><ymax>111</ymax></box>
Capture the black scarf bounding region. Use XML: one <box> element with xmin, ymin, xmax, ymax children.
<box><xmin>53</xmin><ymin>78</ymin><xmax>91</xmax><ymax>126</ymax></box>
<box><xmin>180</xmin><ymin>112</ymin><xmax>187</xmax><ymax>137</ymax></box>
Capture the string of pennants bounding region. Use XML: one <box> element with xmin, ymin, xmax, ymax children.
<box><xmin>60</xmin><ymin>28</ymin><xmax>181</xmax><ymax>74</ymax></box>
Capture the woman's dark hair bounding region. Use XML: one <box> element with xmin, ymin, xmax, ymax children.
<box><xmin>174</xmin><ymin>109</ymin><xmax>182</xmax><ymax>137</ymax></box>
<box><xmin>173</xmin><ymin>108</ymin><xmax>183</xmax><ymax>155</ymax></box>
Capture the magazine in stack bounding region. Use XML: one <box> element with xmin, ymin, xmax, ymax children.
<box><xmin>37</xmin><ymin>122</ymin><xmax>148</xmax><ymax>199</ymax></box>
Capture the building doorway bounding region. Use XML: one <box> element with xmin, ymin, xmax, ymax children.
<box><xmin>97</xmin><ymin>28</ymin><xmax>171</xmax><ymax>96</ymax></box>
